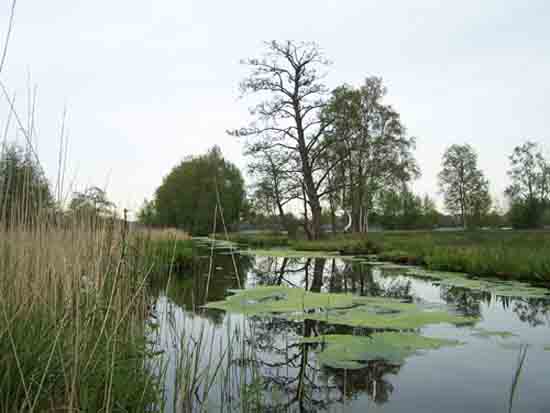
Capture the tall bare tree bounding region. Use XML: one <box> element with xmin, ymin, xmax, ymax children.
<box><xmin>230</xmin><ymin>41</ymin><xmax>335</xmax><ymax>239</ymax></box>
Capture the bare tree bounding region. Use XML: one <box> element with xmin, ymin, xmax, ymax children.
<box><xmin>247</xmin><ymin>146</ymin><xmax>299</xmax><ymax>233</ymax></box>
<box><xmin>230</xmin><ymin>41</ymin><xmax>335</xmax><ymax>239</ymax></box>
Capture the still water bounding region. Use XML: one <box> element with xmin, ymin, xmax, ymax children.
<box><xmin>149</xmin><ymin>248</ymin><xmax>550</xmax><ymax>412</ymax></box>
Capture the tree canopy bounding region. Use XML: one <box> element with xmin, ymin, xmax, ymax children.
<box><xmin>151</xmin><ymin>146</ymin><xmax>245</xmax><ymax>235</ymax></box>
<box><xmin>438</xmin><ymin>144</ymin><xmax>491</xmax><ymax>228</ymax></box>
<box><xmin>505</xmin><ymin>141</ymin><xmax>550</xmax><ymax>228</ymax></box>
<box><xmin>0</xmin><ymin>143</ymin><xmax>53</xmax><ymax>225</ymax></box>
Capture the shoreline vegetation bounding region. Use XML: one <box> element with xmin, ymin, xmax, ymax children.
<box><xmin>0</xmin><ymin>216</ymin><xmax>171</xmax><ymax>411</ymax></box>
<box><xmin>223</xmin><ymin>231</ymin><xmax>550</xmax><ymax>284</ymax></box>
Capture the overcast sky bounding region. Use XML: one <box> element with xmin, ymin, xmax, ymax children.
<box><xmin>1</xmin><ymin>0</ymin><xmax>549</xmax><ymax>215</ymax></box>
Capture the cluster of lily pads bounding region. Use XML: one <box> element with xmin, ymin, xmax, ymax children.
<box><xmin>204</xmin><ymin>286</ymin><xmax>477</xmax><ymax>369</ymax></box>
<box><xmin>399</xmin><ymin>268</ymin><xmax>550</xmax><ymax>299</ymax></box>
<box><xmin>198</xmin><ymin>244</ymin><xmax>550</xmax><ymax>368</ymax></box>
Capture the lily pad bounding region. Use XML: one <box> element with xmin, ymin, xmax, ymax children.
<box><xmin>290</xmin><ymin>304</ymin><xmax>476</xmax><ymax>329</ymax></box>
<box><xmin>205</xmin><ymin>286</ymin><xmax>477</xmax><ymax>329</ymax></box>
<box><xmin>302</xmin><ymin>333</ymin><xmax>461</xmax><ymax>369</ymax></box>
<box><xmin>405</xmin><ymin>269</ymin><xmax>549</xmax><ymax>299</ymax></box>
<box><xmin>471</xmin><ymin>327</ymin><xmax>517</xmax><ymax>339</ymax></box>
<box><xmin>204</xmin><ymin>286</ymin><xmax>363</xmax><ymax>315</ymax></box>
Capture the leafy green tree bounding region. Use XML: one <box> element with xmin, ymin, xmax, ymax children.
<box><xmin>322</xmin><ymin>78</ymin><xmax>419</xmax><ymax>232</ymax></box>
<box><xmin>438</xmin><ymin>144</ymin><xmax>491</xmax><ymax>228</ymax></box>
<box><xmin>421</xmin><ymin>195</ymin><xmax>440</xmax><ymax>228</ymax></box>
<box><xmin>0</xmin><ymin>143</ymin><xmax>53</xmax><ymax>225</ymax></box>
<box><xmin>154</xmin><ymin>146</ymin><xmax>245</xmax><ymax>235</ymax></box>
<box><xmin>137</xmin><ymin>198</ymin><xmax>157</xmax><ymax>225</ymax></box>
<box><xmin>505</xmin><ymin>141</ymin><xmax>550</xmax><ymax>228</ymax></box>
<box><xmin>69</xmin><ymin>186</ymin><xmax>115</xmax><ymax>219</ymax></box>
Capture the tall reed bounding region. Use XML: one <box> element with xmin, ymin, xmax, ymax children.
<box><xmin>0</xmin><ymin>212</ymin><xmax>164</xmax><ymax>412</ymax></box>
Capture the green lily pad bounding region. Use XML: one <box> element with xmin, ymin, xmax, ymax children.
<box><xmin>301</xmin><ymin>333</ymin><xmax>461</xmax><ymax>369</ymax></box>
<box><xmin>204</xmin><ymin>286</ymin><xmax>364</xmax><ymax>314</ymax></box>
<box><xmin>205</xmin><ymin>286</ymin><xmax>477</xmax><ymax>329</ymax></box>
<box><xmin>405</xmin><ymin>269</ymin><xmax>549</xmax><ymax>299</ymax></box>
<box><xmin>471</xmin><ymin>327</ymin><xmax>517</xmax><ymax>339</ymax></box>
<box><xmin>290</xmin><ymin>305</ymin><xmax>476</xmax><ymax>329</ymax></box>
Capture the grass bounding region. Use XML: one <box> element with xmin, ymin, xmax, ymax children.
<box><xmin>229</xmin><ymin>230</ymin><xmax>550</xmax><ymax>283</ymax></box>
<box><xmin>0</xmin><ymin>214</ymin><xmax>165</xmax><ymax>412</ymax></box>
<box><xmin>223</xmin><ymin>232</ymin><xmax>289</xmax><ymax>248</ymax></box>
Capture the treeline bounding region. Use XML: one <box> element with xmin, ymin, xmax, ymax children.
<box><xmin>138</xmin><ymin>147</ymin><xmax>246</xmax><ymax>235</ymax></box>
<box><xmin>230</xmin><ymin>41</ymin><xmax>549</xmax><ymax>236</ymax></box>
<box><xmin>138</xmin><ymin>41</ymin><xmax>549</xmax><ymax>237</ymax></box>
<box><xmin>0</xmin><ymin>143</ymin><xmax>118</xmax><ymax>227</ymax></box>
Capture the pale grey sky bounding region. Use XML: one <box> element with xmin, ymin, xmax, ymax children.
<box><xmin>1</xmin><ymin>0</ymin><xmax>549</xmax><ymax>214</ymax></box>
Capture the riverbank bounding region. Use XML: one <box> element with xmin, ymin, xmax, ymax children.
<box><xmin>227</xmin><ymin>231</ymin><xmax>550</xmax><ymax>283</ymax></box>
<box><xmin>0</xmin><ymin>221</ymin><xmax>176</xmax><ymax>411</ymax></box>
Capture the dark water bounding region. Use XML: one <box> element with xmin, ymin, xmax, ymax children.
<box><xmin>149</xmin><ymin>250</ymin><xmax>550</xmax><ymax>412</ymax></box>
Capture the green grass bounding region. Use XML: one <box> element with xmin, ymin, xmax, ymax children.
<box><xmin>223</xmin><ymin>232</ymin><xmax>290</xmax><ymax>248</ymax></box>
<box><xmin>369</xmin><ymin>231</ymin><xmax>550</xmax><ymax>282</ymax></box>
<box><xmin>231</xmin><ymin>230</ymin><xmax>550</xmax><ymax>283</ymax></box>
<box><xmin>0</xmin><ymin>219</ymin><xmax>165</xmax><ymax>412</ymax></box>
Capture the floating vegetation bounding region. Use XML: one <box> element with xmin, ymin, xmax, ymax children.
<box><xmin>239</xmin><ymin>248</ymin><xmax>343</xmax><ymax>259</ymax></box>
<box><xmin>301</xmin><ymin>333</ymin><xmax>461</xmax><ymax>369</ymax></box>
<box><xmin>404</xmin><ymin>268</ymin><xmax>549</xmax><ymax>299</ymax></box>
<box><xmin>204</xmin><ymin>286</ymin><xmax>368</xmax><ymax>314</ymax></box>
<box><xmin>544</xmin><ymin>346</ymin><xmax>550</xmax><ymax>352</ymax></box>
<box><xmin>471</xmin><ymin>327</ymin><xmax>517</xmax><ymax>339</ymax></box>
<box><xmin>289</xmin><ymin>304</ymin><xmax>476</xmax><ymax>329</ymax></box>
<box><xmin>204</xmin><ymin>286</ymin><xmax>477</xmax><ymax>329</ymax></box>
<box><xmin>406</xmin><ymin>269</ymin><xmax>469</xmax><ymax>280</ymax></box>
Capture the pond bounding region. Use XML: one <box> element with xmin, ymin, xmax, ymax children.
<box><xmin>148</xmin><ymin>243</ymin><xmax>550</xmax><ymax>412</ymax></box>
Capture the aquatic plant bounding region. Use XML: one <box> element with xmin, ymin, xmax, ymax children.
<box><xmin>204</xmin><ymin>286</ymin><xmax>477</xmax><ymax>329</ymax></box>
<box><xmin>301</xmin><ymin>333</ymin><xmax>461</xmax><ymax>369</ymax></box>
<box><xmin>470</xmin><ymin>328</ymin><xmax>517</xmax><ymax>339</ymax></box>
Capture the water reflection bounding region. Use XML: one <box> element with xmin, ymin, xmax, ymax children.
<box><xmin>149</xmin><ymin>252</ymin><xmax>550</xmax><ymax>412</ymax></box>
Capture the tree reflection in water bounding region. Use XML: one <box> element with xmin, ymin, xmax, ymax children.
<box><xmin>230</xmin><ymin>257</ymin><xmax>405</xmax><ymax>411</ymax></box>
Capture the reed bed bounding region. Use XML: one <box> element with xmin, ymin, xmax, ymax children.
<box><xmin>0</xmin><ymin>214</ymin><xmax>164</xmax><ymax>412</ymax></box>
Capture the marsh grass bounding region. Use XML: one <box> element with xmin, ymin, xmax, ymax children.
<box><xmin>248</xmin><ymin>231</ymin><xmax>550</xmax><ymax>282</ymax></box>
<box><xmin>0</xmin><ymin>212</ymin><xmax>165</xmax><ymax>412</ymax></box>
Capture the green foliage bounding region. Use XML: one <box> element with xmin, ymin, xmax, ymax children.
<box><xmin>322</xmin><ymin>78</ymin><xmax>419</xmax><ymax>233</ymax></box>
<box><xmin>137</xmin><ymin>198</ymin><xmax>157</xmax><ymax>225</ymax></box>
<box><xmin>291</xmin><ymin>237</ymin><xmax>381</xmax><ymax>255</ymax></box>
<box><xmin>506</xmin><ymin>141</ymin><xmax>550</xmax><ymax>228</ymax></box>
<box><xmin>0</xmin><ymin>143</ymin><xmax>53</xmax><ymax>224</ymax></box>
<box><xmin>154</xmin><ymin>146</ymin><xmax>245</xmax><ymax>235</ymax></box>
<box><xmin>438</xmin><ymin>144</ymin><xmax>491</xmax><ymax>228</ymax></box>
<box><xmin>69</xmin><ymin>186</ymin><xmax>115</xmax><ymax>218</ymax></box>
<box><xmin>225</xmin><ymin>232</ymin><xmax>289</xmax><ymax>247</ymax></box>
<box><xmin>371</xmin><ymin>231</ymin><xmax>550</xmax><ymax>282</ymax></box>
<box><xmin>470</xmin><ymin>328</ymin><xmax>516</xmax><ymax>339</ymax></box>
<box><xmin>373</xmin><ymin>190</ymin><xmax>440</xmax><ymax>230</ymax></box>
<box><xmin>204</xmin><ymin>286</ymin><xmax>476</xmax><ymax>328</ymax></box>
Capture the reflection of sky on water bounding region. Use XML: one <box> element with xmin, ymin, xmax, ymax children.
<box><xmin>152</xmin><ymin>254</ymin><xmax>550</xmax><ymax>412</ymax></box>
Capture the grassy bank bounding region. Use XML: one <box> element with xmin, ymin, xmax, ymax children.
<box><xmin>0</xmin><ymin>218</ymin><xmax>166</xmax><ymax>412</ymax></box>
<box><xmin>230</xmin><ymin>231</ymin><xmax>550</xmax><ymax>283</ymax></box>
<box><xmin>223</xmin><ymin>232</ymin><xmax>289</xmax><ymax>248</ymax></box>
